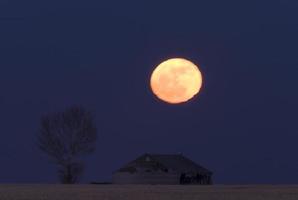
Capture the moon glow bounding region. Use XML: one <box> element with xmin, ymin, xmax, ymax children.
<box><xmin>150</xmin><ymin>58</ymin><xmax>202</xmax><ymax>104</ymax></box>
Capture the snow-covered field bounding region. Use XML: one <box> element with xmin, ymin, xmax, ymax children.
<box><xmin>0</xmin><ymin>184</ymin><xmax>298</xmax><ymax>200</ymax></box>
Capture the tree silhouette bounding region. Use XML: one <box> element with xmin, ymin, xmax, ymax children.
<box><xmin>38</xmin><ymin>106</ymin><xmax>97</xmax><ymax>184</ymax></box>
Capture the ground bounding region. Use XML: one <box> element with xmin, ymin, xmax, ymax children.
<box><xmin>0</xmin><ymin>185</ymin><xmax>298</xmax><ymax>200</ymax></box>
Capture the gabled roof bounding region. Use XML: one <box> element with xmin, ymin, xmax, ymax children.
<box><xmin>150</xmin><ymin>154</ymin><xmax>212</xmax><ymax>174</ymax></box>
<box><xmin>116</xmin><ymin>153</ymin><xmax>212</xmax><ymax>175</ymax></box>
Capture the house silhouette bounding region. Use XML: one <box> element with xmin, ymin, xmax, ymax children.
<box><xmin>112</xmin><ymin>153</ymin><xmax>213</xmax><ymax>185</ymax></box>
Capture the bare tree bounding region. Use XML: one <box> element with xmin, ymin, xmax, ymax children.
<box><xmin>38</xmin><ymin>106</ymin><xmax>97</xmax><ymax>184</ymax></box>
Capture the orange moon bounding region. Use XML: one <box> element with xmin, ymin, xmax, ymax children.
<box><xmin>150</xmin><ymin>58</ymin><xmax>202</xmax><ymax>104</ymax></box>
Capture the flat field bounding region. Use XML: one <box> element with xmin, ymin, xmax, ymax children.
<box><xmin>0</xmin><ymin>184</ymin><xmax>298</xmax><ymax>200</ymax></box>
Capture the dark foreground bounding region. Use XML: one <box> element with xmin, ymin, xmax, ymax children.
<box><xmin>0</xmin><ymin>184</ymin><xmax>298</xmax><ymax>200</ymax></box>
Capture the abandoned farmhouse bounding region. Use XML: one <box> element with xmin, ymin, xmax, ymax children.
<box><xmin>112</xmin><ymin>153</ymin><xmax>213</xmax><ymax>185</ymax></box>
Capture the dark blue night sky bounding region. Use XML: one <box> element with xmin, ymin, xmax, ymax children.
<box><xmin>0</xmin><ymin>0</ymin><xmax>298</xmax><ymax>184</ymax></box>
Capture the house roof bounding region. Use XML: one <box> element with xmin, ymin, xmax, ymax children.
<box><xmin>116</xmin><ymin>153</ymin><xmax>212</xmax><ymax>175</ymax></box>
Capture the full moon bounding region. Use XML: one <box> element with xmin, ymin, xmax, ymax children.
<box><xmin>150</xmin><ymin>58</ymin><xmax>202</xmax><ymax>104</ymax></box>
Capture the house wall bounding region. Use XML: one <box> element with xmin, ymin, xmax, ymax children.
<box><xmin>112</xmin><ymin>172</ymin><xmax>180</xmax><ymax>185</ymax></box>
